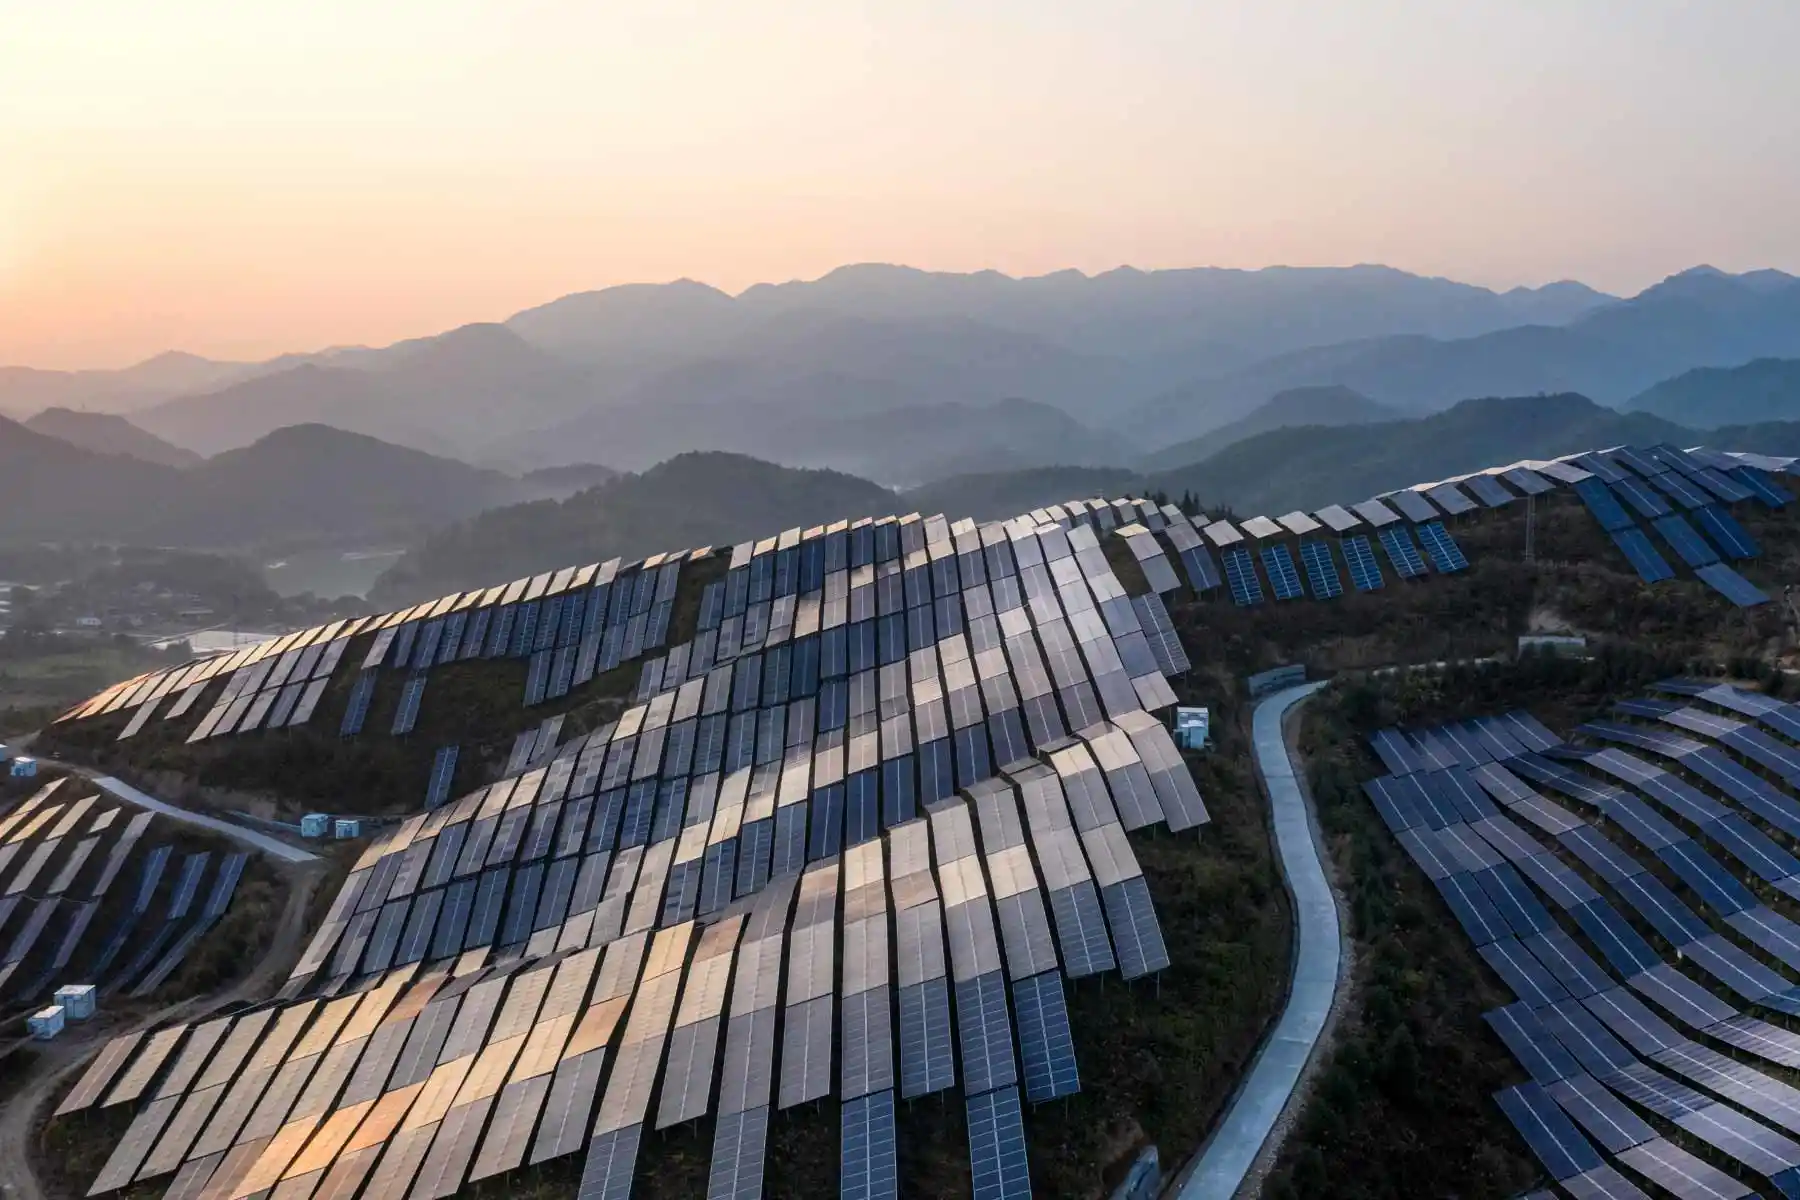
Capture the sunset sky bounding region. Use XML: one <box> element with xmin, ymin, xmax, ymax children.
<box><xmin>5</xmin><ymin>0</ymin><xmax>1799</xmax><ymax>368</ymax></box>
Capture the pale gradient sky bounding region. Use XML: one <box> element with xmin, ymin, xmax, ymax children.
<box><xmin>5</xmin><ymin>0</ymin><xmax>1799</xmax><ymax>368</ymax></box>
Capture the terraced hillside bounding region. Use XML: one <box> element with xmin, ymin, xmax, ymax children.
<box><xmin>34</xmin><ymin>439</ymin><xmax>1800</xmax><ymax>1200</ymax></box>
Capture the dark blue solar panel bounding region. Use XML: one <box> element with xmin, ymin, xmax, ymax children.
<box><xmin>1433</xmin><ymin>872</ymin><xmax>1508</xmax><ymax>945</ymax></box>
<box><xmin>577</xmin><ymin>1123</ymin><xmax>643</xmax><ymax>1200</ymax></box>
<box><xmin>1574</xmin><ymin>478</ymin><xmax>1635</xmax><ymax>532</ymax></box>
<box><xmin>1477</xmin><ymin>941</ymin><xmax>1569</xmax><ymax>1011</ymax></box>
<box><xmin>955</xmin><ymin>971</ymin><xmax>1017</xmax><ymax>1095</ymax></box>
<box><xmin>1733</xmin><ymin>465</ymin><xmax>1793</xmax><ymax>508</ymax></box>
<box><xmin>391</xmin><ymin>671</ymin><xmax>428</xmax><ymax>735</ymax></box>
<box><xmin>426</xmin><ymin>745</ymin><xmax>459</xmax><ymax>809</ymax></box>
<box><xmin>1608</xmin><ymin>529</ymin><xmax>1675</xmax><ymax>583</ymax></box>
<box><xmin>1101</xmin><ymin>876</ymin><xmax>1170</xmax><ymax>978</ymax></box>
<box><xmin>1472</xmin><ymin>864</ymin><xmax>1556</xmax><ymax>937</ymax></box>
<box><xmin>1696</xmin><ymin>563</ymin><xmax>1769</xmax><ymax>608</ymax></box>
<box><xmin>1297</xmin><ymin>540</ymin><xmax>1343</xmax><ymax>600</ymax></box>
<box><xmin>1693</xmin><ymin>505</ymin><xmax>1759</xmax><ymax>559</ymax></box>
<box><xmin>840</xmin><ymin>1091</ymin><xmax>897</xmax><ymax>1200</ymax></box>
<box><xmin>1494</xmin><ymin>1083</ymin><xmax>1605</xmax><ymax>1181</ymax></box>
<box><xmin>1258</xmin><ymin>544</ymin><xmax>1304</xmax><ymax>600</ymax></box>
<box><xmin>1655</xmin><ymin>840</ymin><xmax>1757</xmax><ymax>916</ymax></box>
<box><xmin>523</xmin><ymin>651</ymin><xmax>551</xmax><ymax>706</ymax></box>
<box><xmin>1047</xmin><ymin>883</ymin><xmax>1115</xmax><ymax>978</ymax></box>
<box><xmin>1647</xmin><ymin>469</ymin><xmax>1711</xmax><ymax>510</ymax></box>
<box><xmin>1376</xmin><ymin>526</ymin><xmax>1429</xmax><ymax>578</ymax></box>
<box><xmin>1415</xmin><ymin>522</ymin><xmax>1469</xmax><ymax>572</ymax></box>
<box><xmin>1611</xmin><ymin>477</ymin><xmax>1672</xmax><ymax>519</ymax></box>
<box><xmin>965</xmin><ymin>1087</ymin><xmax>1032</xmax><ymax>1200</ymax></box>
<box><xmin>1570</xmin><ymin>898</ymin><xmax>1660</xmax><ymax>975</ymax></box>
<box><xmin>1176</xmin><ymin>545</ymin><xmax>1223</xmax><ymax>592</ymax></box>
<box><xmin>1650</xmin><ymin>514</ymin><xmax>1719</xmax><ymax>568</ymax></box>
<box><xmin>1335</xmin><ymin>534</ymin><xmax>1383</xmax><ymax>593</ymax></box>
<box><xmin>1012</xmin><ymin>972</ymin><xmax>1079</xmax><ymax>1102</ymax></box>
<box><xmin>897</xmin><ymin>978</ymin><xmax>955</xmax><ymax>1099</ymax></box>
<box><xmin>1483</xmin><ymin>1003</ymin><xmax>1579</xmax><ymax>1085</ymax></box>
<box><xmin>339</xmin><ymin>669</ymin><xmax>377</xmax><ymax>736</ymax></box>
<box><xmin>1220</xmin><ymin>547</ymin><xmax>1264</xmax><ymax>606</ymax></box>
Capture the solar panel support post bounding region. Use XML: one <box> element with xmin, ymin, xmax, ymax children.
<box><xmin>1524</xmin><ymin>493</ymin><xmax>1536</xmax><ymax>565</ymax></box>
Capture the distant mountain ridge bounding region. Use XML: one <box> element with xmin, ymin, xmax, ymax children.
<box><xmin>371</xmin><ymin>452</ymin><xmax>900</xmax><ymax>604</ymax></box>
<box><xmin>1624</xmin><ymin>358</ymin><xmax>1800</xmax><ymax>427</ymax></box>
<box><xmin>1133</xmin><ymin>266</ymin><xmax>1800</xmax><ymax>443</ymax></box>
<box><xmin>1139</xmin><ymin>386</ymin><xmax>1400</xmax><ymax>471</ymax></box>
<box><xmin>9</xmin><ymin>262</ymin><xmax>1624</xmax><ymax>478</ymax></box>
<box><xmin>1143</xmin><ymin>391</ymin><xmax>1800</xmax><ymax>515</ymax></box>
<box><xmin>24</xmin><ymin>407</ymin><xmax>202</xmax><ymax>468</ymax></box>
<box><xmin>0</xmin><ymin>418</ymin><xmax>530</xmax><ymax>548</ymax></box>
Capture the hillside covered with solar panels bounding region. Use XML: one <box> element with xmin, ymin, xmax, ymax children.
<box><xmin>24</xmin><ymin>437</ymin><xmax>1800</xmax><ymax>1200</ymax></box>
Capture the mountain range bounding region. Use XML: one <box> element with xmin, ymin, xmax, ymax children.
<box><xmin>5</xmin><ymin>263</ymin><xmax>1632</xmax><ymax>480</ymax></box>
<box><xmin>24</xmin><ymin>407</ymin><xmax>201</xmax><ymax>468</ymax></box>
<box><xmin>1142</xmin><ymin>393</ymin><xmax>1800</xmax><ymax>515</ymax></box>
<box><xmin>0</xmin><ymin>418</ymin><xmax>582</xmax><ymax>548</ymax></box>
<box><xmin>1623</xmin><ymin>357</ymin><xmax>1800</xmax><ymax>428</ymax></box>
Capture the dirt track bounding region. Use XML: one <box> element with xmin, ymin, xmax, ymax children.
<box><xmin>0</xmin><ymin>860</ymin><xmax>324</xmax><ymax>1200</ymax></box>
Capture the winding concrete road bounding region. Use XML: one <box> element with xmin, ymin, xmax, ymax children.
<box><xmin>39</xmin><ymin>759</ymin><xmax>318</xmax><ymax>864</ymax></box>
<box><xmin>1178</xmin><ymin>679</ymin><xmax>1340</xmax><ymax>1200</ymax></box>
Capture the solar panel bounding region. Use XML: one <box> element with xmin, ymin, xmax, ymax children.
<box><xmin>706</xmin><ymin>1104</ymin><xmax>768</xmax><ymax>1200</ymax></box>
<box><xmin>1649</xmin><ymin>514</ymin><xmax>1720</xmax><ymax>568</ymax></box>
<box><xmin>1220</xmin><ymin>547</ymin><xmax>1264</xmax><ymax>606</ymax></box>
<box><xmin>1414</xmin><ymin>522</ymin><xmax>1469</xmax><ymax>572</ymax></box>
<box><xmin>1647</xmin><ymin>468</ymin><xmax>1712</xmax><ymax>510</ymax></box>
<box><xmin>1494</xmin><ymin>1082</ymin><xmax>1606</xmax><ymax>1180</ymax></box>
<box><xmin>1257</xmin><ymin>544</ymin><xmax>1304</xmax><ymax>600</ymax></box>
<box><xmin>1375</xmin><ymin>527</ymin><xmax>1429</xmax><ymax>578</ymax></box>
<box><xmin>1733</xmin><ymin>464</ymin><xmax>1794</xmax><ymax>507</ymax></box>
<box><xmin>954</xmin><ymin>971</ymin><xmax>1018</xmax><ymax>1095</ymax></box>
<box><xmin>1609</xmin><ymin>529</ymin><xmax>1676</xmax><ymax>583</ymax></box>
<box><xmin>339</xmin><ymin>670</ymin><xmax>377</xmax><ymax>736</ymax></box>
<box><xmin>1425</xmin><ymin>482</ymin><xmax>1478</xmax><ymax>515</ymax></box>
<box><xmin>841</xmin><ymin>1090</ymin><xmax>898</xmax><ymax>1200</ymax></box>
<box><xmin>1570</xmin><ymin>478</ymin><xmax>1633</xmax><ymax>533</ymax></box>
<box><xmin>965</xmin><ymin>1087</ymin><xmax>1032</xmax><ymax>1199</ymax></box>
<box><xmin>1690</xmin><ymin>505</ymin><xmax>1759</xmax><ymax>560</ymax></box>
<box><xmin>1297</xmin><ymin>540</ymin><xmax>1343</xmax><ymax>599</ymax></box>
<box><xmin>1462</xmin><ymin>474</ymin><xmax>1517</xmax><ymax>507</ymax></box>
<box><xmin>1102</xmin><ymin>876</ymin><xmax>1169</xmax><ymax>978</ymax></box>
<box><xmin>1013</xmin><ymin>971</ymin><xmax>1080</xmax><ymax>1102</ymax></box>
<box><xmin>897</xmin><ymin>978</ymin><xmax>955</xmax><ymax>1098</ymax></box>
<box><xmin>1337</xmin><ymin>534</ymin><xmax>1385</xmax><ymax>592</ymax></box>
<box><xmin>1611</xmin><ymin>476</ymin><xmax>1672</xmax><ymax>519</ymax></box>
<box><xmin>1696</xmin><ymin>563</ymin><xmax>1770</xmax><ymax>608</ymax></box>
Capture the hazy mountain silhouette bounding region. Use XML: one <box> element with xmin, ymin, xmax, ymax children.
<box><xmin>0</xmin><ymin>351</ymin><xmax>257</xmax><ymax>418</ymax></box>
<box><xmin>134</xmin><ymin>323</ymin><xmax>603</xmax><ymax>458</ymax></box>
<box><xmin>25</xmin><ymin>407</ymin><xmax>202</xmax><ymax>468</ymax></box>
<box><xmin>1138</xmin><ymin>386</ymin><xmax>1400</xmax><ymax>471</ymax></box>
<box><xmin>1143</xmin><ymin>392</ymin><xmax>1800</xmax><ymax>514</ymax></box>
<box><xmin>1624</xmin><ymin>357</ymin><xmax>1800</xmax><ymax>427</ymax></box>
<box><xmin>35</xmin><ymin>263</ymin><xmax>1621</xmax><ymax>470</ymax></box>
<box><xmin>0</xmin><ymin>418</ymin><xmax>527</xmax><ymax>547</ymax></box>
<box><xmin>902</xmin><ymin>466</ymin><xmax>1145</xmax><ymax>523</ymax></box>
<box><xmin>1134</xmin><ymin>267</ymin><xmax>1800</xmax><ymax>443</ymax></box>
<box><xmin>371</xmin><ymin>451</ymin><xmax>899</xmax><ymax>604</ymax></box>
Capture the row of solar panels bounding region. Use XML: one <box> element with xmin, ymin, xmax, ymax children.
<box><xmin>0</xmin><ymin>779</ymin><xmax>246</xmax><ymax>1006</ymax></box>
<box><xmin>66</xmin><ymin>743</ymin><xmax>1184</xmax><ymax>1200</ymax></box>
<box><xmin>66</xmin><ymin>503</ymin><xmax>1190</xmax><ymax>752</ymax></box>
<box><xmin>65</xmin><ymin>503</ymin><xmax>1203</xmax><ymax>1200</ymax></box>
<box><xmin>1116</xmin><ymin>508</ymin><xmax>1468</xmax><ymax>606</ymax></box>
<box><xmin>1368</xmin><ymin>689</ymin><xmax>1800</xmax><ymax>1198</ymax></box>
<box><xmin>1556</xmin><ymin>446</ymin><xmax>1792</xmax><ymax>607</ymax></box>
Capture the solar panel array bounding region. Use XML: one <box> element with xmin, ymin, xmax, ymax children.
<box><xmin>64</xmin><ymin>502</ymin><xmax>1208</xmax><ymax>1200</ymax></box>
<box><xmin>0</xmin><ymin>778</ymin><xmax>247</xmax><ymax>1007</ymax></box>
<box><xmin>1364</xmin><ymin>681</ymin><xmax>1800</xmax><ymax>1197</ymax></box>
<box><xmin>81</xmin><ymin>437</ymin><xmax>1783</xmax><ymax>758</ymax></box>
<box><xmin>1561</xmin><ymin>444</ymin><xmax>1784</xmax><ymax>605</ymax></box>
